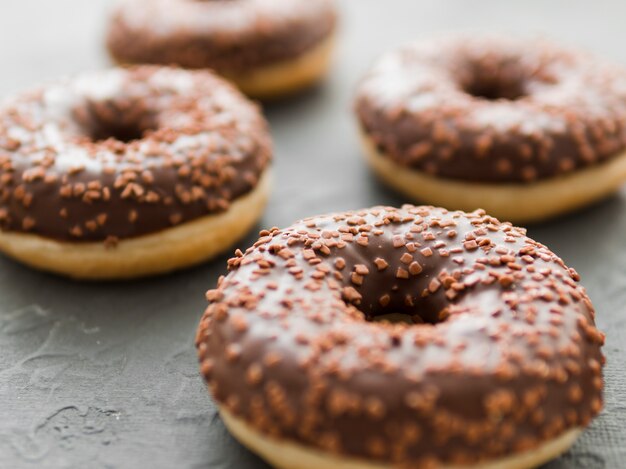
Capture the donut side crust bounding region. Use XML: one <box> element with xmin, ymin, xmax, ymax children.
<box><xmin>111</xmin><ymin>35</ymin><xmax>336</xmax><ymax>99</ymax></box>
<box><xmin>224</xmin><ymin>34</ymin><xmax>336</xmax><ymax>99</ymax></box>
<box><xmin>361</xmin><ymin>132</ymin><xmax>626</xmax><ymax>223</ymax></box>
<box><xmin>220</xmin><ymin>406</ymin><xmax>582</xmax><ymax>469</ymax></box>
<box><xmin>0</xmin><ymin>169</ymin><xmax>271</xmax><ymax>280</ymax></box>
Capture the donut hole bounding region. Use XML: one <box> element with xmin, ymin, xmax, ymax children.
<box><xmin>371</xmin><ymin>313</ymin><xmax>426</xmax><ymax>325</ymax></box>
<box><xmin>352</xmin><ymin>290</ymin><xmax>446</xmax><ymax>326</ymax></box>
<box><xmin>89</xmin><ymin>119</ymin><xmax>153</xmax><ymax>143</ymax></box>
<box><xmin>464</xmin><ymin>79</ymin><xmax>526</xmax><ymax>101</ymax></box>
<box><xmin>461</xmin><ymin>61</ymin><xmax>529</xmax><ymax>101</ymax></box>
<box><xmin>75</xmin><ymin>100</ymin><xmax>158</xmax><ymax>144</ymax></box>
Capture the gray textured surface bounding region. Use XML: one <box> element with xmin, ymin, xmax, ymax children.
<box><xmin>1</xmin><ymin>1</ymin><xmax>626</xmax><ymax>468</ymax></box>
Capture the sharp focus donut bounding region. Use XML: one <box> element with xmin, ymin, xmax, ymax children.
<box><xmin>354</xmin><ymin>35</ymin><xmax>626</xmax><ymax>223</ymax></box>
<box><xmin>196</xmin><ymin>205</ymin><xmax>605</xmax><ymax>469</ymax></box>
<box><xmin>0</xmin><ymin>66</ymin><xmax>272</xmax><ymax>279</ymax></box>
<box><xmin>106</xmin><ymin>0</ymin><xmax>338</xmax><ymax>99</ymax></box>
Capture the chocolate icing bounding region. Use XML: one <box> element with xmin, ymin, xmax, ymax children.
<box><xmin>106</xmin><ymin>0</ymin><xmax>338</xmax><ymax>73</ymax></box>
<box><xmin>0</xmin><ymin>66</ymin><xmax>272</xmax><ymax>242</ymax></box>
<box><xmin>355</xmin><ymin>36</ymin><xmax>626</xmax><ymax>183</ymax></box>
<box><xmin>196</xmin><ymin>205</ymin><xmax>604</xmax><ymax>467</ymax></box>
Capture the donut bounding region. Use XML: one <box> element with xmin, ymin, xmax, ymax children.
<box><xmin>106</xmin><ymin>0</ymin><xmax>338</xmax><ymax>99</ymax></box>
<box><xmin>196</xmin><ymin>205</ymin><xmax>605</xmax><ymax>469</ymax></box>
<box><xmin>0</xmin><ymin>66</ymin><xmax>272</xmax><ymax>280</ymax></box>
<box><xmin>354</xmin><ymin>36</ymin><xmax>626</xmax><ymax>223</ymax></box>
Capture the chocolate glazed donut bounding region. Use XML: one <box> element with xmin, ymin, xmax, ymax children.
<box><xmin>106</xmin><ymin>0</ymin><xmax>338</xmax><ymax>98</ymax></box>
<box><xmin>355</xmin><ymin>36</ymin><xmax>626</xmax><ymax>223</ymax></box>
<box><xmin>196</xmin><ymin>205</ymin><xmax>605</xmax><ymax>469</ymax></box>
<box><xmin>0</xmin><ymin>66</ymin><xmax>272</xmax><ymax>279</ymax></box>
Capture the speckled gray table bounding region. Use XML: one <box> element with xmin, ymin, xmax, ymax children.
<box><xmin>1</xmin><ymin>1</ymin><xmax>625</xmax><ymax>468</ymax></box>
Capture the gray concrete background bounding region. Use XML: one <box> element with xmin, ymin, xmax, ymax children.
<box><xmin>1</xmin><ymin>1</ymin><xmax>625</xmax><ymax>468</ymax></box>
